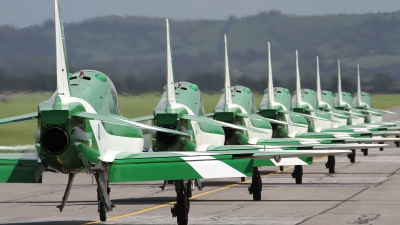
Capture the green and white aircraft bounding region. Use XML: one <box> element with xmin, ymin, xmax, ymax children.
<box><xmin>207</xmin><ymin>37</ymin><xmax>387</xmax><ymax>185</ymax></box>
<box><xmin>258</xmin><ymin>45</ymin><xmax>398</xmax><ymax>173</ymax></box>
<box><xmin>286</xmin><ymin>55</ymin><xmax>400</xmax><ymax>161</ymax></box>
<box><xmin>0</xmin><ymin>3</ymin><xmax>354</xmax><ymax>224</ymax></box>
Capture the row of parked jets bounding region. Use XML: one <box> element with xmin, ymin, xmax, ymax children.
<box><xmin>0</xmin><ymin>1</ymin><xmax>399</xmax><ymax>225</ymax></box>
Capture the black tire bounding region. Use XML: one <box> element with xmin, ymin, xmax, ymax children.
<box><xmin>361</xmin><ymin>149</ymin><xmax>368</xmax><ymax>156</ymax></box>
<box><xmin>396</xmin><ymin>141</ymin><xmax>400</xmax><ymax>148</ymax></box>
<box><xmin>186</xmin><ymin>180</ymin><xmax>192</xmax><ymax>198</ymax></box>
<box><xmin>349</xmin><ymin>149</ymin><xmax>356</xmax><ymax>163</ymax></box>
<box><xmin>252</xmin><ymin>176</ymin><xmax>262</xmax><ymax>201</ymax></box>
<box><xmin>99</xmin><ymin>201</ymin><xmax>107</xmax><ymax>222</ymax></box>
<box><xmin>327</xmin><ymin>156</ymin><xmax>335</xmax><ymax>174</ymax></box>
<box><xmin>379</xmin><ymin>142</ymin><xmax>384</xmax><ymax>151</ymax></box>
<box><xmin>176</xmin><ymin>194</ymin><xmax>189</xmax><ymax>225</ymax></box>
<box><xmin>294</xmin><ymin>165</ymin><xmax>303</xmax><ymax>184</ymax></box>
<box><xmin>280</xmin><ymin>166</ymin><xmax>284</xmax><ymax>171</ymax></box>
<box><xmin>241</xmin><ymin>177</ymin><xmax>246</xmax><ymax>182</ymax></box>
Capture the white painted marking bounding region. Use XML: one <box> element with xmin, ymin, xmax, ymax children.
<box><xmin>182</xmin><ymin>156</ymin><xmax>246</xmax><ymax>178</ymax></box>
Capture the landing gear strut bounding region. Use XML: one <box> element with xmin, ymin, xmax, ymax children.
<box><xmin>171</xmin><ymin>180</ymin><xmax>190</xmax><ymax>225</ymax></box>
<box><xmin>379</xmin><ymin>142</ymin><xmax>384</xmax><ymax>151</ymax></box>
<box><xmin>292</xmin><ymin>165</ymin><xmax>303</xmax><ymax>184</ymax></box>
<box><xmin>325</xmin><ymin>156</ymin><xmax>335</xmax><ymax>173</ymax></box>
<box><xmin>348</xmin><ymin>149</ymin><xmax>356</xmax><ymax>163</ymax></box>
<box><xmin>94</xmin><ymin>169</ymin><xmax>114</xmax><ymax>222</ymax></box>
<box><xmin>248</xmin><ymin>167</ymin><xmax>262</xmax><ymax>201</ymax></box>
<box><xmin>361</xmin><ymin>149</ymin><xmax>368</xmax><ymax>156</ymax></box>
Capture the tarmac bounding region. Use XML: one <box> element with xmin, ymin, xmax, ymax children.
<box><xmin>1</xmin><ymin>113</ymin><xmax>400</xmax><ymax>225</ymax></box>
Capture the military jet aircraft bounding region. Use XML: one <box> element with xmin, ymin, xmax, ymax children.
<box><xmin>0</xmin><ymin>3</ymin><xmax>356</xmax><ymax>225</ymax></box>
<box><xmin>206</xmin><ymin>38</ymin><xmax>387</xmax><ymax>185</ymax></box>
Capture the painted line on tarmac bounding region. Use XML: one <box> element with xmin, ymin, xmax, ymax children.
<box><xmin>83</xmin><ymin>156</ymin><xmax>327</xmax><ymax>224</ymax></box>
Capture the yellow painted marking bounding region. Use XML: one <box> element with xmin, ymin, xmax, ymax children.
<box><xmin>83</xmin><ymin>156</ymin><xmax>327</xmax><ymax>224</ymax></box>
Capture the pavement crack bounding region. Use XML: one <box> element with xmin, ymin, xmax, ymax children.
<box><xmin>296</xmin><ymin>186</ymin><xmax>370</xmax><ymax>225</ymax></box>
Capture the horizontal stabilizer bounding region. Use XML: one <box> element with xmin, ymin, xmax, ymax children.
<box><xmin>305</xmin><ymin>109</ymin><xmax>351</xmax><ymax>119</ymax></box>
<box><xmin>0</xmin><ymin>112</ymin><xmax>38</xmax><ymax>125</ymax></box>
<box><xmin>370</xmin><ymin>108</ymin><xmax>398</xmax><ymax>115</ymax></box>
<box><xmin>73</xmin><ymin>112</ymin><xmax>189</xmax><ymax>137</ymax></box>
<box><xmin>130</xmin><ymin>114</ymin><xmax>155</xmax><ymax>122</ymax></box>
<box><xmin>279</xmin><ymin>110</ymin><xmax>333</xmax><ymax>122</ymax></box>
<box><xmin>181</xmin><ymin>114</ymin><xmax>269</xmax><ymax>134</ymax></box>
<box><xmin>237</xmin><ymin>113</ymin><xmax>307</xmax><ymax>127</ymax></box>
<box><xmin>0</xmin><ymin>145</ymin><xmax>36</xmax><ymax>151</ymax></box>
<box><xmin>329</xmin><ymin>109</ymin><xmax>364</xmax><ymax>117</ymax></box>
<box><xmin>0</xmin><ymin>153</ymin><xmax>42</xmax><ymax>183</ymax></box>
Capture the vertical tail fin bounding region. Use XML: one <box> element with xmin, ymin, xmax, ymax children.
<box><xmin>224</xmin><ymin>34</ymin><xmax>232</xmax><ymax>105</ymax></box>
<box><xmin>357</xmin><ymin>64</ymin><xmax>362</xmax><ymax>107</ymax></box>
<box><xmin>54</xmin><ymin>0</ymin><xmax>70</xmax><ymax>97</ymax></box>
<box><xmin>337</xmin><ymin>60</ymin><xmax>343</xmax><ymax>104</ymax></box>
<box><xmin>316</xmin><ymin>56</ymin><xmax>322</xmax><ymax>105</ymax></box>
<box><xmin>166</xmin><ymin>19</ymin><xmax>176</xmax><ymax>104</ymax></box>
<box><xmin>295</xmin><ymin>50</ymin><xmax>302</xmax><ymax>106</ymax></box>
<box><xmin>267</xmin><ymin>42</ymin><xmax>274</xmax><ymax>102</ymax></box>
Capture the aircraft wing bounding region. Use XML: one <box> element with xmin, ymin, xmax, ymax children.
<box><xmin>279</xmin><ymin>110</ymin><xmax>334</xmax><ymax>122</ymax></box>
<box><xmin>0</xmin><ymin>153</ymin><xmax>43</xmax><ymax>183</ymax></box>
<box><xmin>108</xmin><ymin>148</ymin><xmax>350</xmax><ymax>182</ymax></box>
<box><xmin>370</xmin><ymin>108</ymin><xmax>398</xmax><ymax>115</ymax></box>
<box><xmin>237</xmin><ymin>113</ymin><xmax>307</xmax><ymax>127</ymax></box>
<box><xmin>0</xmin><ymin>112</ymin><xmax>38</xmax><ymax>125</ymax></box>
<box><xmin>181</xmin><ymin>114</ymin><xmax>269</xmax><ymax>134</ymax></box>
<box><xmin>130</xmin><ymin>114</ymin><xmax>155</xmax><ymax>122</ymax></box>
<box><xmin>73</xmin><ymin>112</ymin><xmax>189</xmax><ymax>136</ymax></box>
<box><xmin>305</xmin><ymin>109</ymin><xmax>352</xmax><ymax>119</ymax></box>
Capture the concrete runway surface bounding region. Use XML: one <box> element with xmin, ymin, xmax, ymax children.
<box><xmin>1</xmin><ymin>114</ymin><xmax>400</xmax><ymax>225</ymax></box>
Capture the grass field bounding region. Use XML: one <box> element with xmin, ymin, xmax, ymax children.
<box><xmin>0</xmin><ymin>93</ymin><xmax>398</xmax><ymax>146</ymax></box>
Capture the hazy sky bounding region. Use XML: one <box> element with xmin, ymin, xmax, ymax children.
<box><xmin>1</xmin><ymin>0</ymin><xmax>400</xmax><ymax>28</ymax></box>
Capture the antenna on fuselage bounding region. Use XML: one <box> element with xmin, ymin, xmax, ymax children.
<box><xmin>224</xmin><ymin>34</ymin><xmax>232</xmax><ymax>105</ymax></box>
<box><xmin>357</xmin><ymin>64</ymin><xmax>363</xmax><ymax>107</ymax></box>
<box><xmin>54</xmin><ymin>0</ymin><xmax>70</xmax><ymax>97</ymax></box>
<box><xmin>316</xmin><ymin>56</ymin><xmax>322</xmax><ymax>106</ymax></box>
<box><xmin>267</xmin><ymin>42</ymin><xmax>274</xmax><ymax>103</ymax></box>
<box><xmin>295</xmin><ymin>50</ymin><xmax>302</xmax><ymax>106</ymax></box>
<box><xmin>337</xmin><ymin>60</ymin><xmax>343</xmax><ymax>105</ymax></box>
<box><xmin>166</xmin><ymin>18</ymin><xmax>176</xmax><ymax>104</ymax></box>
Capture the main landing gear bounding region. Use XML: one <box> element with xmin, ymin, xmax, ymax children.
<box><xmin>378</xmin><ymin>142</ymin><xmax>384</xmax><ymax>151</ymax></box>
<box><xmin>94</xmin><ymin>170</ymin><xmax>114</xmax><ymax>222</ymax></box>
<box><xmin>361</xmin><ymin>149</ymin><xmax>368</xmax><ymax>156</ymax></box>
<box><xmin>291</xmin><ymin>165</ymin><xmax>303</xmax><ymax>184</ymax></box>
<box><xmin>171</xmin><ymin>180</ymin><xmax>190</xmax><ymax>225</ymax></box>
<box><xmin>248</xmin><ymin>167</ymin><xmax>262</xmax><ymax>201</ymax></box>
<box><xmin>325</xmin><ymin>155</ymin><xmax>335</xmax><ymax>173</ymax></box>
<box><xmin>347</xmin><ymin>149</ymin><xmax>356</xmax><ymax>163</ymax></box>
<box><xmin>395</xmin><ymin>135</ymin><xmax>400</xmax><ymax>148</ymax></box>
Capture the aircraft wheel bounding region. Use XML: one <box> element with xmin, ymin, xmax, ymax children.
<box><xmin>292</xmin><ymin>165</ymin><xmax>303</xmax><ymax>184</ymax></box>
<box><xmin>98</xmin><ymin>200</ymin><xmax>107</xmax><ymax>222</ymax></box>
<box><xmin>280</xmin><ymin>166</ymin><xmax>284</xmax><ymax>171</ymax></box>
<box><xmin>251</xmin><ymin>168</ymin><xmax>262</xmax><ymax>201</ymax></box>
<box><xmin>241</xmin><ymin>177</ymin><xmax>246</xmax><ymax>182</ymax></box>
<box><xmin>361</xmin><ymin>149</ymin><xmax>368</xmax><ymax>156</ymax></box>
<box><xmin>347</xmin><ymin>149</ymin><xmax>356</xmax><ymax>163</ymax></box>
<box><xmin>379</xmin><ymin>142</ymin><xmax>384</xmax><ymax>151</ymax></box>
<box><xmin>186</xmin><ymin>180</ymin><xmax>192</xmax><ymax>198</ymax></box>
<box><xmin>395</xmin><ymin>136</ymin><xmax>399</xmax><ymax>148</ymax></box>
<box><xmin>326</xmin><ymin>156</ymin><xmax>335</xmax><ymax>174</ymax></box>
<box><xmin>176</xmin><ymin>194</ymin><xmax>189</xmax><ymax>225</ymax></box>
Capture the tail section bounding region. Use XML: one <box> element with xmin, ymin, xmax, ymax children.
<box><xmin>267</xmin><ymin>42</ymin><xmax>274</xmax><ymax>103</ymax></box>
<box><xmin>337</xmin><ymin>60</ymin><xmax>343</xmax><ymax>104</ymax></box>
<box><xmin>224</xmin><ymin>34</ymin><xmax>232</xmax><ymax>105</ymax></box>
<box><xmin>54</xmin><ymin>0</ymin><xmax>70</xmax><ymax>97</ymax></box>
<box><xmin>166</xmin><ymin>19</ymin><xmax>176</xmax><ymax>104</ymax></box>
<box><xmin>316</xmin><ymin>56</ymin><xmax>322</xmax><ymax>106</ymax></box>
<box><xmin>295</xmin><ymin>50</ymin><xmax>302</xmax><ymax>106</ymax></box>
<box><xmin>356</xmin><ymin>64</ymin><xmax>362</xmax><ymax>107</ymax></box>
